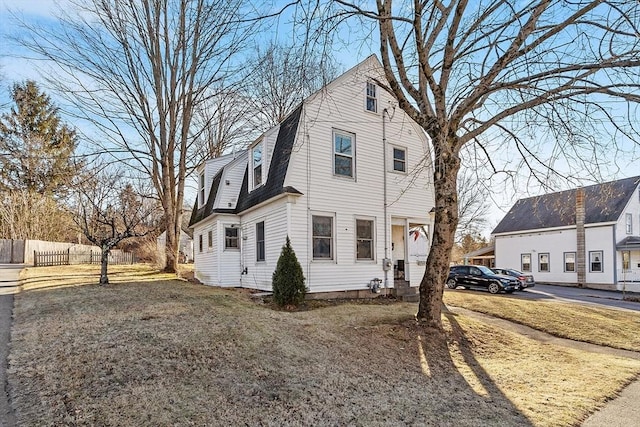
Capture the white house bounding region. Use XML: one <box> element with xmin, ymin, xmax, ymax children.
<box><xmin>188</xmin><ymin>55</ymin><xmax>435</xmax><ymax>297</ymax></box>
<box><xmin>493</xmin><ymin>176</ymin><xmax>640</xmax><ymax>291</ymax></box>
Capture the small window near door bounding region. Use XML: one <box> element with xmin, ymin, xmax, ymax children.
<box><xmin>539</xmin><ymin>253</ymin><xmax>550</xmax><ymax>272</ymax></box>
<box><xmin>564</xmin><ymin>252</ymin><xmax>576</xmax><ymax>272</ymax></box>
<box><xmin>393</xmin><ymin>147</ymin><xmax>406</xmax><ymax>173</ymax></box>
<box><xmin>589</xmin><ymin>250</ymin><xmax>603</xmax><ymax>272</ymax></box>
<box><xmin>256</xmin><ymin>221</ymin><xmax>265</xmax><ymax>262</ymax></box>
<box><xmin>521</xmin><ymin>253</ymin><xmax>531</xmax><ymax>272</ymax></box>
<box><xmin>225</xmin><ymin>227</ymin><xmax>239</xmax><ymax>250</ymax></box>
<box><xmin>355</xmin><ymin>219</ymin><xmax>374</xmax><ymax>260</ymax></box>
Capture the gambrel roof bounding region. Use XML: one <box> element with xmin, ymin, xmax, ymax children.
<box><xmin>493</xmin><ymin>176</ymin><xmax>640</xmax><ymax>234</ymax></box>
<box><xmin>189</xmin><ymin>105</ymin><xmax>303</xmax><ymax>227</ymax></box>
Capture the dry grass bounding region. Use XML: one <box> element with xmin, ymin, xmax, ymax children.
<box><xmin>444</xmin><ymin>290</ymin><xmax>640</xmax><ymax>352</ymax></box>
<box><xmin>8</xmin><ymin>265</ymin><xmax>640</xmax><ymax>426</ymax></box>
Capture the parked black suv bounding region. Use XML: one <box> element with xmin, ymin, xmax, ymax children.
<box><xmin>447</xmin><ymin>265</ymin><xmax>519</xmax><ymax>294</ymax></box>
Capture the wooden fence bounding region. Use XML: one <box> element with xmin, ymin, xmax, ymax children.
<box><xmin>33</xmin><ymin>249</ymin><xmax>136</xmax><ymax>267</ymax></box>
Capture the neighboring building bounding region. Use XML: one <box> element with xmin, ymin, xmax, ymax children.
<box><xmin>189</xmin><ymin>55</ymin><xmax>435</xmax><ymax>296</ymax></box>
<box><xmin>461</xmin><ymin>244</ymin><xmax>495</xmax><ymax>268</ymax></box>
<box><xmin>157</xmin><ymin>228</ymin><xmax>194</xmax><ymax>264</ymax></box>
<box><xmin>493</xmin><ymin>176</ymin><xmax>640</xmax><ymax>291</ymax></box>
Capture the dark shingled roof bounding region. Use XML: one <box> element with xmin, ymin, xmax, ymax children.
<box><xmin>235</xmin><ymin>104</ymin><xmax>303</xmax><ymax>213</ymax></box>
<box><xmin>189</xmin><ymin>105</ymin><xmax>303</xmax><ymax>227</ymax></box>
<box><xmin>493</xmin><ymin>176</ymin><xmax>640</xmax><ymax>234</ymax></box>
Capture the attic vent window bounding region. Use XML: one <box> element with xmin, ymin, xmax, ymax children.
<box><xmin>366</xmin><ymin>82</ymin><xmax>377</xmax><ymax>113</ymax></box>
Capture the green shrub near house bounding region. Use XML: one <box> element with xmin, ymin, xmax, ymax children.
<box><xmin>272</xmin><ymin>236</ymin><xmax>306</xmax><ymax>306</ymax></box>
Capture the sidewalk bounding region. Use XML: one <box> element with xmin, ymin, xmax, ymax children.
<box><xmin>0</xmin><ymin>265</ymin><xmax>20</xmax><ymax>427</ymax></box>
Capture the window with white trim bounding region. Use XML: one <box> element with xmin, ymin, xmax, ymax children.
<box><xmin>589</xmin><ymin>250</ymin><xmax>603</xmax><ymax>272</ymax></box>
<box><xmin>564</xmin><ymin>252</ymin><xmax>576</xmax><ymax>272</ymax></box>
<box><xmin>225</xmin><ymin>227</ymin><xmax>239</xmax><ymax>250</ymax></box>
<box><xmin>207</xmin><ymin>230</ymin><xmax>213</xmax><ymax>248</ymax></box>
<box><xmin>521</xmin><ymin>253</ymin><xmax>531</xmax><ymax>272</ymax></box>
<box><xmin>366</xmin><ymin>82</ymin><xmax>377</xmax><ymax>112</ymax></box>
<box><xmin>626</xmin><ymin>213</ymin><xmax>633</xmax><ymax>234</ymax></box>
<box><xmin>623</xmin><ymin>251</ymin><xmax>631</xmax><ymax>271</ymax></box>
<box><xmin>356</xmin><ymin>219</ymin><xmax>374</xmax><ymax>260</ymax></box>
<box><xmin>538</xmin><ymin>253</ymin><xmax>550</xmax><ymax>272</ymax></box>
<box><xmin>256</xmin><ymin>221</ymin><xmax>265</xmax><ymax>262</ymax></box>
<box><xmin>393</xmin><ymin>147</ymin><xmax>406</xmax><ymax>173</ymax></box>
<box><xmin>252</xmin><ymin>143</ymin><xmax>263</xmax><ymax>189</ymax></box>
<box><xmin>199</xmin><ymin>173</ymin><xmax>205</xmax><ymax>206</ymax></box>
<box><xmin>312</xmin><ymin>215</ymin><xmax>333</xmax><ymax>260</ymax></box>
<box><xmin>333</xmin><ymin>130</ymin><xmax>354</xmax><ymax>178</ymax></box>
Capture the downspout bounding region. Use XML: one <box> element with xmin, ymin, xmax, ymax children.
<box><xmin>383</xmin><ymin>108</ymin><xmax>389</xmax><ymax>290</ymax></box>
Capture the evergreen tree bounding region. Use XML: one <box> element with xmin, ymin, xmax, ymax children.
<box><xmin>272</xmin><ymin>236</ymin><xmax>306</xmax><ymax>307</ymax></box>
<box><xmin>0</xmin><ymin>80</ymin><xmax>78</xmax><ymax>196</ymax></box>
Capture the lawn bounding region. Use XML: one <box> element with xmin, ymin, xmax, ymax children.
<box><xmin>8</xmin><ymin>265</ymin><xmax>640</xmax><ymax>426</ymax></box>
<box><xmin>443</xmin><ymin>290</ymin><xmax>640</xmax><ymax>352</ymax></box>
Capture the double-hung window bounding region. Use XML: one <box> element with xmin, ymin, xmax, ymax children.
<box><xmin>312</xmin><ymin>215</ymin><xmax>333</xmax><ymax>260</ymax></box>
<box><xmin>538</xmin><ymin>253</ymin><xmax>550</xmax><ymax>272</ymax></box>
<box><xmin>521</xmin><ymin>253</ymin><xmax>531</xmax><ymax>272</ymax></box>
<box><xmin>199</xmin><ymin>173</ymin><xmax>205</xmax><ymax>206</ymax></box>
<box><xmin>589</xmin><ymin>251</ymin><xmax>603</xmax><ymax>272</ymax></box>
<box><xmin>366</xmin><ymin>82</ymin><xmax>377</xmax><ymax>112</ymax></box>
<box><xmin>626</xmin><ymin>213</ymin><xmax>633</xmax><ymax>234</ymax></box>
<box><xmin>356</xmin><ymin>219</ymin><xmax>374</xmax><ymax>261</ymax></box>
<box><xmin>225</xmin><ymin>227</ymin><xmax>239</xmax><ymax>250</ymax></box>
<box><xmin>256</xmin><ymin>221</ymin><xmax>265</xmax><ymax>262</ymax></box>
<box><xmin>393</xmin><ymin>147</ymin><xmax>406</xmax><ymax>172</ymax></box>
<box><xmin>252</xmin><ymin>143</ymin><xmax>263</xmax><ymax>188</ymax></box>
<box><xmin>564</xmin><ymin>252</ymin><xmax>576</xmax><ymax>272</ymax></box>
<box><xmin>333</xmin><ymin>130</ymin><xmax>354</xmax><ymax>178</ymax></box>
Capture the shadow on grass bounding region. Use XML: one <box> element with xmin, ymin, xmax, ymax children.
<box><xmin>411</xmin><ymin>305</ymin><xmax>534</xmax><ymax>426</ymax></box>
<box><xmin>19</xmin><ymin>269</ymin><xmax>173</xmax><ymax>291</ymax></box>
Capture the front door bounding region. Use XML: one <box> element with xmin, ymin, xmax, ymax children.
<box><xmin>391</xmin><ymin>224</ymin><xmax>406</xmax><ymax>279</ymax></box>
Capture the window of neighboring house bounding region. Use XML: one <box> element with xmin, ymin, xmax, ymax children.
<box><xmin>589</xmin><ymin>250</ymin><xmax>603</xmax><ymax>272</ymax></box>
<box><xmin>393</xmin><ymin>147</ymin><xmax>406</xmax><ymax>173</ymax></box>
<box><xmin>564</xmin><ymin>252</ymin><xmax>576</xmax><ymax>272</ymax></box>
<box><xmin>207</xmin><ymin>230</ymin><xmax>213</xmax><ymax>249</ymax></box>
<box><xmin>312</xmin><ymin>215</ymin><xmax>333</xmax><ymax>260</ymax></box>
<box><xmin>626</xmin><ymin>213</ymin><xmax>633</xmax><ymax>234</ymax></box>
<box><xmin>355</xmin><ymin>219</ymin><xmax>374</xmax><ymax>261</ymax></box>
<box><xmin>198</xmin><ymin>234</ymin><xmax>203</xmax><ymax>253</ymax></box>
<box><xmin>623</xmin><ymin>250</ymin><xmax>631</xmax><ymax>271</ymax></box>
<box><xmin>252</xmin><ymin>142</ymin><xmax>263</xmax><ymax>189</ymax></box>
<box><xmin>521</xmin><ymin>253</ymin><xmax>531</xmax><ymax>272</ymax></box>
<box><xmin>333</xmin><ymin>130</ymin><xmax>355</xmax><ymax>178</ymax></box>
<box><xmin>256</xmin><ymin>221</ymin><xmax>265</xmax><ymax>262</ymax></box>
<box><xmin>199</xmin><ymin>173</ymin><xmax>205</xmax><ymax>206</ymax></box>
<box><xmin>538</xmin><ymin>253</ymin><xmax>550</xmax><ymax>272</ymax></box>
<box><xmin>366</xmin><ymin>81</ymin><xmax>377</xmax><ymax>112</ymax></box>
<box><xmin>225</xmin><ymin>227</ymin><xmax>239</xmax><ymax>250</ymax></box>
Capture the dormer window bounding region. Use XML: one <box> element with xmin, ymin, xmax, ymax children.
<box><xmin>198</xmin><ymin>173</ymin><xmax>205</xmax><ymax>206</ymax></box>
<box><xmin>366</xmin><ymin>82</ymin><xmax>377</xmax><ymax>113</ymax></box>
<box><xmin>252</xmin><ymin>142</ymin><xmax>263</xmax><ymax>189</ymax></box>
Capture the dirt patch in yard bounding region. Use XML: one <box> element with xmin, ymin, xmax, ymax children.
<box><xmin>7</xmin><ymin>266</ymin><xmax>640</xmax><ymax>426</ymax></box>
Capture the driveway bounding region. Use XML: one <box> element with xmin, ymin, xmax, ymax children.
<box><xmin>516</xmin><ymin>283</ymin><xmax>640</xmax><ymax>312</ymax></box>
<box><xmin>0</xmin><ymin>264</ymin><xmax>20</xmax><ymax>427</ymax></box>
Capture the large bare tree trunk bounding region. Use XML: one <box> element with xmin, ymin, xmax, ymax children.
<box><xmin>417</xmin><ymin>140</ymin><xmax>460</xmax><ymax>328</ymax></box>
<box><xmin>100</xmin><ymin>246</ymin><xmax>110</xmax><ymax>286</ymax></box>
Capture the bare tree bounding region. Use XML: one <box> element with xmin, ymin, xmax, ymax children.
<box><xmin>323</xmin><ymin>0</ymin><xmax>640</xmax><ymax>328</ymax></box>
<box><xmin>456</xmin><ymin>164</ymin><xmax>490</xmax><ymax>243</ymax></box>
<box><xmin>75</xmin><ymin>171</ymin><xmax>160</xmax><ymax>285</ymax></box>
<box><xmin>16</xmin><ymin>0</ymin><xmax>267</xmax><ymax>272</ymax></box>
<box><xmin>243</xmin><ymin>42</ymin><xmax>339</xmax><ymax>130</ymax></box>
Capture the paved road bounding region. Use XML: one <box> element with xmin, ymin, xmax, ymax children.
<box><xmin>0</xmin><ymin>265</ymin><xmax>20</xmax><ymax>427</ymax></box>
<box><xmin>514</xmin><ymin>283</ymin><xmax>640</xmax><ymax>312</ymax></box>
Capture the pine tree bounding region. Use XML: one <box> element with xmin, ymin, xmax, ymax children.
<box><xmin>272</xmin><ymin>236</ymin><xmax>306</xmax><ymax>307</ymax></box>
<box><xmin>0</xmin><ymin>80</ymin><xmax>78</xmax><ymax>196</ymax></box>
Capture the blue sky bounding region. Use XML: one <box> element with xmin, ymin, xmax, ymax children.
<box><xmin>1</xmin><ymin>0</ymin><xmax>638</xmax><ymax>238</ymax></box>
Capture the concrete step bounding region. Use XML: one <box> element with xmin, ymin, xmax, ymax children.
<box><xmin>401</xmin><ymin>294</ymin><xmax>419</xmax><ymax>303</ymax></box>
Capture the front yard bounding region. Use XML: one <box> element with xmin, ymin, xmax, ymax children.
<box><xmin>8</xmin><ymin>265</ymin><xmax>640</xmax><ymax>426</ymax></box>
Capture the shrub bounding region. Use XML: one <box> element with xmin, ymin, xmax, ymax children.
<box><xmin>272</xmin><ymin>236</ymin><xmax>306</xmax><ymax>306</ymax></box>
